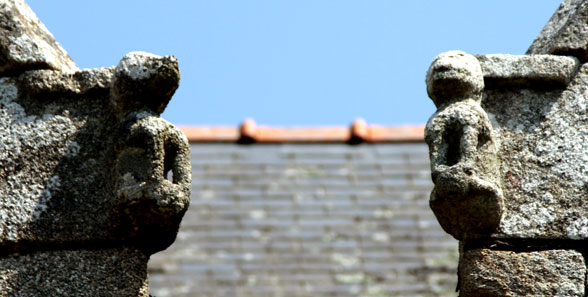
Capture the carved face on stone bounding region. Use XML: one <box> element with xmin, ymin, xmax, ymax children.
<box><xmin>426</xmin><ymin>50</ymin><xmax>484</xmax><ymax>107</ymax></box>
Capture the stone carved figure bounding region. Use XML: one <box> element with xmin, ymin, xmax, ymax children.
<box><xmin>111</xmin><ymin>52</ymin><xmax>191</xmax><ymax>253</ymax></box>
<box><xmin>0</xmin><ymin>1</ymin><xmax>191</xmax><ymax>294</ymax></box>
<box><xmin>425</xmin><ymin>51</ymin><xmax>504</xmax><ymax>240</ymax></box>
<box><xmin>424</xmin><ymin>2</ymin><xmax>588</xmax><ymax>294</ymax></box>
<box><xmin>0</xmin><ymin>51</ymin><xmax>191</xmax><ymax>296</ymax></box>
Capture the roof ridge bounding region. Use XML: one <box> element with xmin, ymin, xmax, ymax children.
<box><xmin>178</xmin><ymin>119</ymin><xmax>425</xmax><ymax>143</ymax></box>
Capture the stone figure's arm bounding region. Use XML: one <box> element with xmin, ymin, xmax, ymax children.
<box><xmin>459</xmin><ymin>123</ymin><xmax>480</xmax><ymax>165</ymax></box>
<box><xmin>425</xmin><ymin>116</ymin><xmax>450</xmax><ymax>180</ymax></box>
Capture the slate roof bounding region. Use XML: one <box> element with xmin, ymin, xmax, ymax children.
<box><xmin>148</xmin><ymin>124</ymin><xmax>458</xmax><ymax>297</ymax></box>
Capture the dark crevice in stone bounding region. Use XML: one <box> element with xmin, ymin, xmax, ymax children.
<box><xmin>483</xmin><ymin>77</ymin><xmax>573</xmax><ymax>90</ymax></box>
<box><xmin>163</xmin><ymin>141</ymin><xmax>178</xmax><ymax>184</ymax></box>
<box><xmin>551</xmin><ymin>48</ymin><xmax>588</xmax><ymax>65</ymax></box>
<box><xmin>443</xmin><ymin>123</ymin><xmax>461</xmax><ymax>166</ymax></box>
<box><xmin>462</xmin><ymin>238</ymin><xmax>588</xmax><ymax>253</ymax></box>
<box><xmin>0</xmin><ymin>61</ymin><xmax>54</xmax><ymax>78</ymax></box>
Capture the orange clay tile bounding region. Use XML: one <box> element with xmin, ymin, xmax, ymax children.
<box><xmin>178</xmin><ymin>119</ymin><xmax>425</xmax><ymax>143</ymax></box>
<box><xmin>176</xmin><ymin>126</ymin><xmax>239</xmax><ymax>142</ymax></box>
<box><xmin>255</xmin><ymin>126</ymin><xmax>350</xmax><ymax>142</ymax></box>
<box><xmin>350</xmin><ymin>118</ymin><xmax>369</xmax><ymax>141</ymax></box>
<box><xmin>367</xmin><ymin>125</ymin><xmax>425</xmax><ymax>142</ymax></box>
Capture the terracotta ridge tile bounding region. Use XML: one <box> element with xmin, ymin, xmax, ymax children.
<box><xmin>177</xmin><ymin>119</ymin><xmax>425</xmax><ymax>143</ymax></box>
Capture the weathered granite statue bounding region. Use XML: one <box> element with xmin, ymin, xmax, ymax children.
<box><xmin>425</xmin><ymin>51</ymin><xmax>504</xmax><ymax>240</ymax></box>
<box><xmin>425</xmin><ymin>0</ymin><xmax>588</xmax><ymax>295</ymax></box>
<box><xmin>0</xmin><ymin>0</ymin><xmax>190</xmax><ymax>296</ymax></box>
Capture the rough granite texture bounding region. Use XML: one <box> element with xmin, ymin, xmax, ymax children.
<box><xmin>0</xmin><ymin>248</ymin><xmax>150</xmax><ymax>297</ymax></box>
<box><xmin>426</xmin><ymin>52</ymin><xmax>588</xmax><ymax>240</ymax></box>
<box><xmin>485</xmin><ymin>62</ymin><xmax>588</xmax><ymax>239</ymax></box>
<box><xmin>112</xmin><ymin>51</ymin><xmax>180</xmax><ymax>115</ymax></box>
<box><xmin>0</xmin><ymin>0</ymin><xmax>190</xmax><ymax>295</ymax></box>
<box><xmin>476</xmin><ymin>54</ymin><xmax>579</xmax><ymax>88</ymax></box>
<box><xmin>460</xmin><ymin>249</ymin><xmax>586</xmax><ymax>297</ymax></box>
<box><xmin>0</xmin><ymin>0</ymin><xmax>78</xmax><ymax>73</ymax></box>
<box><xmin>0</xmin><ymin>53</ymin><xmax>190</xmax><ymax>251</ymax></box>
<box><xmin>426</xmin><ymin>2</ymin><xmax>588</xmax><ymax>295</ymax></box>
<box><xmin>527</xmin><ymin>0</ymin><xmax>588</xmax><ymax>62</ymax></box>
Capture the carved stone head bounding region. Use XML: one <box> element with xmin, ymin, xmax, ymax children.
<box><xmin>426</xmin><ymin>50</ymin><xmax>484</xmax><ymax>107</ymax></box>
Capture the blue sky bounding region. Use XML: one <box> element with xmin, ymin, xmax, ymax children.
<box><xmin>27</xmin><ymin>1</ymin><xmax>560</xmax><ymax>126</ymax></box>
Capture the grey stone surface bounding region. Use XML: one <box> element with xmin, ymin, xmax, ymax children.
<box><xmin>0</xmin><ymin>248</ymin><xmax>150</xmax><ymax>297</ymax></box>
<box><xmin>527</xmin><ymin>0</ymin><xmax>588</xmax><ymax>62</ymax></box>
<box><xmin>426</xmin><ymin>51</ymin><xmax>485</xmax><ymax>107</ymax></box>
<box><xmin>485</xmin><ymin>62</ymin><xmax>588</xmax><ymax>239</ymax></box>
<box><xmin>476</xmin><ymin>54</ymin><xmax>579</xmax><ymax>88</ymax></box>
<box><xmin>0</xmin><ymin>0</ymin><xmax>78</xmax><ymax>74</ymax></box>
<box><xmin>426</xmin><ymin>2</ymin><xmax>588</xmax><ymax>296</ymax></box>
<box><xmin>113</xmin><ymin>113</ymin><xmax>191</xmax><ymax>253</ymax></box>
<box><xmin>426</xmin><ymin>51</ymin><xmax>588</xmax><ymax>240</ymax></box>
<box><xmin>112</xmin><ymin>51</ymin><xmax>180</xmax><ymax>116</ymax></box>
<box><xmin>0</xmin><ymin>1</ymin><xmax>190</xmax><ymax>295</ymax></box>
<box><xmin>425</xmin><ymin>51</ymin><xmax>503</xmax><ymax>240</ymax></box>
<box><xmin>0</xmin><ymin>53</ymin><xmax>189</xmax><ymax>252</ymax></box>
<box><xmin>460</xmin><ymin>248</ymin><xmax>586</xmax><ymax>297</ymax></box>
<box><xmin>149</xmin><ymin>143</ymin><xmax>459</xmax><ymax>297</ymax></box>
